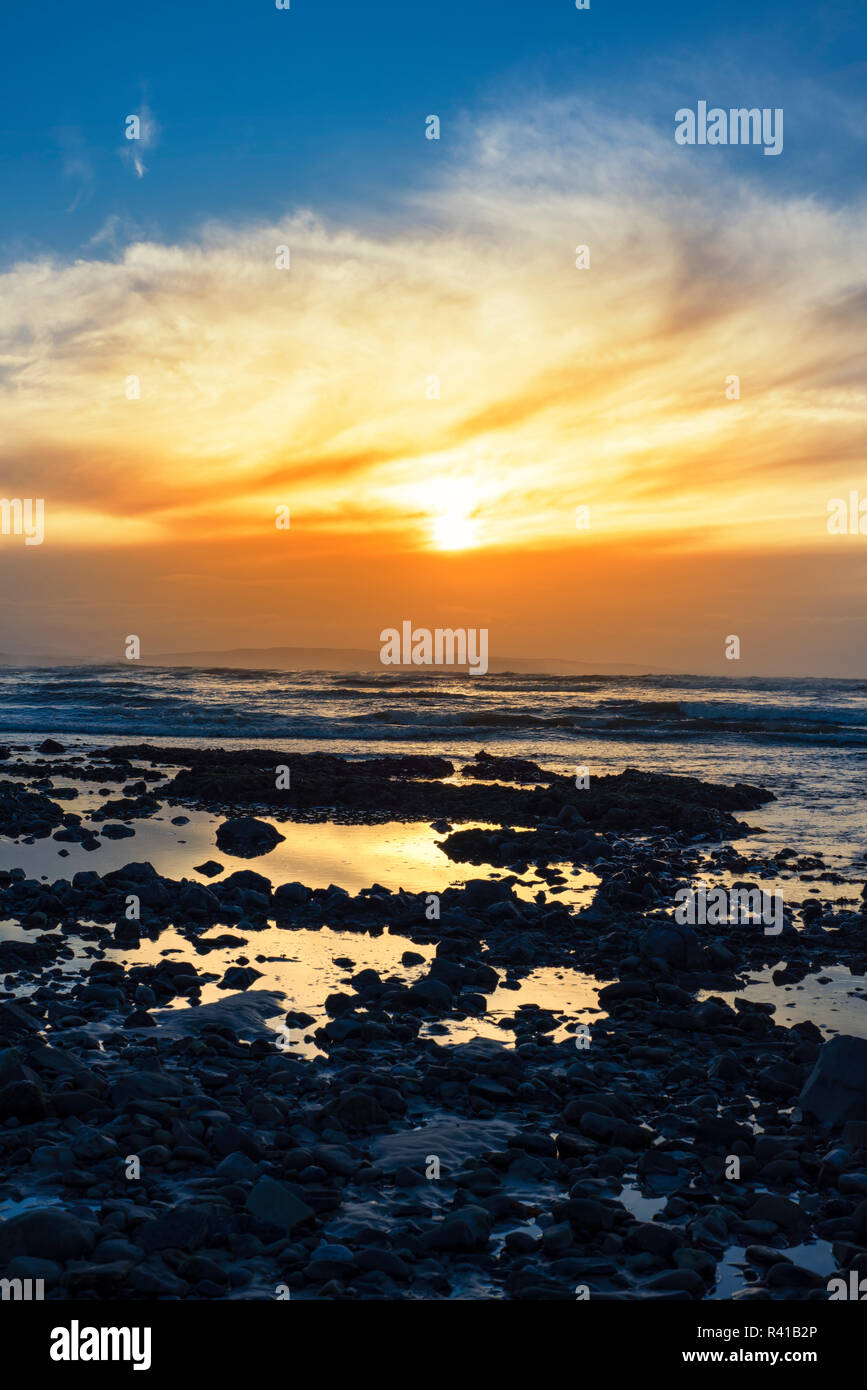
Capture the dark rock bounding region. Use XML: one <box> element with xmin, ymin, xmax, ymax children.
<box><xmin>285</xmin><ymin>1009</ymin><xmax>315</xmax><ymax>1029</ymax></box>
<box><xmin>0</xmin><ymin>1001</ymin><xmax>42</xmax><ymax>1035</ymax></box>
<box><xmin>216</xmin><ymin>1151</ymin><xmax>259</xmax><ymax>1181</ymax></box>
<box><xmin>137</xmin><ymin>1204</ymin><xmax>210</xmax><ymax>1253</ymax></box>
<box><xmin>644</xmin><ymin>1268</ymin><xmax>705</xmax><ymax>1295</ymax></box>
<box><xmin>219</xmin><ymin>965</ymin><xmax>263</xmax><ymax>991</ymax></box>
<box><xmin>0</xmin><ymin>1209</ymin><xmax>96</xmax><ymax>1263</ymax></box>
<box><xmin>246</xmin><ymin>1176</ymin><xmax>314</xmax><ymax>1233</ymax></box>
<box><xmin>766</xmin><ymin>1262</ymin><xmax>824</xmax><ymax>1289</ymax></box>
<box><xmin>325</xmin><ymin>992</ymin><xmax>357</xmax><ymax>1017</ymax></box>
<box><xmin>0</xmin><ymin>1079</ymin><xmax>47</xmax><ymax>1120</ymax></box>
<box><xmin>326</xmin><ymin>1089</ymin><xmax>389</xmax><ymax>1129</ymax></box>
<box><xmin>640</xmin><ymin>919</ymin><xmax>703</xmax><ymax>969</ymax></box>
<box><xmin>194</xmin><ymin>861</ymin><xmax>224</xmax><ymax>878</ymax></box>
<box><xmin>356</xmin><ymin>1248</ymin><xmax>410</xmax><ymax>1279</ymax></box>
<box><xmin>746</xmin><ymin>1194</ymin><xmax>806</xmax><ymax>1232</ymax></box>
<box><xmin>406</xmin><ymin>977</ymin><xmax>453</xmax><ymax>1012</ymax></box>
<box><xmin>100</xmin><ymin>823</ymin><xmax>136</xmax><ymax>840</ymax></box>
<box><xmin>462</xmin><ymin>879</ymin><xmax>514</xmax><ymax>910</ymax></box>
<box><xmin>216</xmin><ymin>817</ymin><xmax>285</xmax><ymax>858</ymax></box>
<box><xmin>212</xmin><ymin>1123</ymin><xmax>263</xmax><ymax>1160</ymax></box>
<box><xmin>114</xmin><ymin>919</ymin><xmax>141</xmax><ymax>946</ymax></box>
<box><xmin>110</xmin><ymin>1069</ymin><xmax>184</xmax><ymax>1109</ymax></box>
<box><xmin>273</xmin><ymin>882</ymin><xmax>312</xmax><ymax>910</ymax></box>
<box><xmin>422</xmin><ymin>1205</ymin><xmax>492</xmax><ymax>1251</ymax></box>
<box><xmin>799</xmin><ymin>1035</ymin><xmax>867</xmax><ymax>1125</ymax></box>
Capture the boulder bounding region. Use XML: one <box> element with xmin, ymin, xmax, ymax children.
<box><xmin>193</xmin><ymin>860</ymin><xmax>224</xmax><ymax>878</ymax></box>
<box><xmin>640</xmin><ymin>919</ymin><xmax>703</xmax><ymax>969</ymax></box>
<box><xmin>462</xmin><ymin>878</ymin><xmax>514</xmax><ymax>910</ymax></box>
<box><xmin>218</xmin><ymin>965</ymin><xmax>263</xmax><ymax>991</ymax></box>
<box><xmin>138</xmin><ymin>1204</ymin><xmax>210</xmax><ymax>1253</ymax></box>
<box><xmin>246</xmin><ymin>1176</ymin><xmax>314</xmax><ymax>1233</ymax></box>
<box><xmin>422</xmin><ymin>1205</ymin><xmax>492</xmax><ymax>1252</ymax></box>
<box><xmin>0</xmin><ymin>1080</ymin><xmax>47</xmax><ymax>1121</ymax></box>
<box><xmin>799</xmin><ymin>1035</ymin><xmax>867</xmax><ymax>1126</ymax></box>
<box><xmin>0</xmin><ymin>1209</ymin><xmax>96</xmax><ymax>1263</ymax></box>
<box><xmin>216</xmin><ymin>817</ymin><xmax>285</xmax><ymax>858</ymax></box>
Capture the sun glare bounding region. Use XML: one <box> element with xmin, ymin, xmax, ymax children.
<box><xmin>432</xmin><ymin>511</ymin><xmax>478</xmax><ymax>550</ymax></box>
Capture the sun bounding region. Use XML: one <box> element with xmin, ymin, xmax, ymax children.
<box><xmin>408</xmin><ymin>472</ymin><xmax>483</xmax><ymax>550</ymax></box>
<box><xmin>432</xmin><ymin>511</ymin><xmax>478</xmax><ymax>550</ymax></box>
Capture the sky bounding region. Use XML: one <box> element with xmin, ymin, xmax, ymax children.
<box><xmin>0</xmin><ymin>0</ymin><xmax>866</xmax><ymax>673</ymax></box>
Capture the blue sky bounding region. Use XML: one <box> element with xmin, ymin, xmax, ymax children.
<box><xmin>1</xmin><ymin>0</ymin><xmax>865</xmax><ymax>263</ymax></box>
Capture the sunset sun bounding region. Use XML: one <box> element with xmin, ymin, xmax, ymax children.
<box><xmin>432</xmin><ymin>510</ymin><xmax>478</xmax><ymax>550</ymax></box>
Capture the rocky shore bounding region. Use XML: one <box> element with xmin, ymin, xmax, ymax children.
<box><xmin>1</xmin><ymin>741</ymin><xmax>866</xmax><ymax>1300</ymax></box>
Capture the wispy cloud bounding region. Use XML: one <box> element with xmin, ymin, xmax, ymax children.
<box><xmin>56</xmin><ymin>127</ymin><xmax>95</xmax><ymax>212</ymax></box>
<box><xmin>119</xmin><ymin>100</ymin><xmax>160</xmax><ymax>179</ymax></box>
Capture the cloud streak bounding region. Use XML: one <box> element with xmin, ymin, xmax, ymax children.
<box><xmin>119</xmin><ymin>101</ymin><xmax>159</xmax><ymax>179</ymax></box>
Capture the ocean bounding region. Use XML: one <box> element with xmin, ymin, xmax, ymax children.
<box><xmin>1</xmin><ymin>666</ymin><xmax>865</xmax><ymax>863</ymax></box>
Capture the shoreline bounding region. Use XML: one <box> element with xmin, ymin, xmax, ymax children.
<box><xmin>1</xmin><ymin>739</ymin><xmax>866</xmax><ymax>1301</ymax></box>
